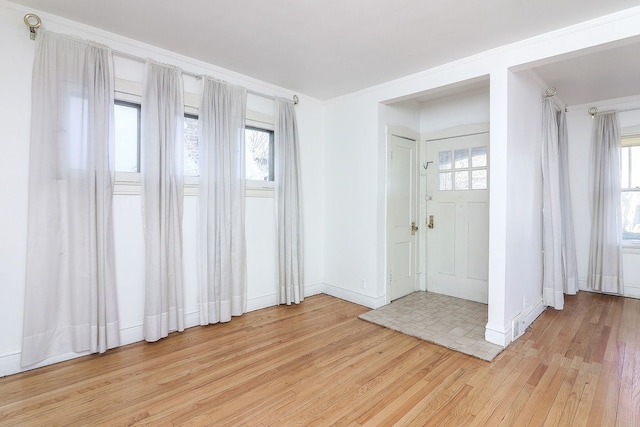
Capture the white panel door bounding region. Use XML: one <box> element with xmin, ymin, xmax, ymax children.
<box><xmin>388</xmin><ymin>134</ymin><xmax>417</xmax><ymax>301</ymax></box>
<box><xmin>425</xmin><ymin>132</ymin><xmax>489</xmax><ymax>303</ymax></box>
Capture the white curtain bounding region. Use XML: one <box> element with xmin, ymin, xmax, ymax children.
<box><xmin>198</xmin><ymin>78</ymin><xmax>247</xmax><ymax>324</ymax></box>
<box><xmin>21</xmin><ymin>31</ymin><xmax>120</xmax><ymax>366</ymax></box>
<box><xmin>588</xmin><ymin>112</ymin><xmax>624</xmax><ymax>294</ymax></box>
<box><xmin>557</xmin><ymin>109</ymin><xmax>579</xmax><ymax>295</ymax></box>
<box><xmin>275</xmin><ymin>98</ymin><xmax>304</xmax><ymax>305</ymax></box>
<box><xmin>141</xmin><ymin>61</ymin><xmax>185</xmax><ymax>341</ymax></box>
<box><xmin>541</xmin><ymin>98</ymin><xmax>565</xmax><ymax>309</ymax></box>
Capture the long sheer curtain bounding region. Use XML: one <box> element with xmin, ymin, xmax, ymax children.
<box><xmin>21</xmin><ymin>31</ymin><xmax>120</xmax><ymax>366</ymax></box>
<box><xmin>141</xmin><ymin>61</ymin><xmax>185</xmax><ymax>341</ymax></box>
<box><xmin>541</xmin><ymin>98</ymin><xmax>565</xmax><ymax>309</ymax></box>
<box><xmin>275</xmin><ymin>98</ymin><xmax>304</xmax><ymax>305</ymax></box>
<box><xmin>557</xmin><ymin>109</ymin><xmax>579</xmax><ymax>295</ymax></box>
<box><xmin>588</xmin><ymin>112</ymin><xmax>624</xmax><ymax>294</ymax></box>
<box><xmin>198</xmin><ymin>78</ymin><xmax>247</xmax><ymax>324</ymax></box>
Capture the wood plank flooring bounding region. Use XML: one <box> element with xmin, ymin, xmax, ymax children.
<box><xmin>0</xmin><ymin>291</ymin><xmax>639</xmax><ymax>426</ymax></box>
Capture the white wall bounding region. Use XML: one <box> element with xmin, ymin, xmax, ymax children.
<box><xmin>504</xmin><ymin>70</ymin><xmax>545</xmax><ymax>336</ymax></box>
<box><xmin>420</xmin><ymin>88</ymin><xmax>490</xmax><ymax>134</ymax></box>
<box><xmin>383</xmin><ymin>100</ymin><xmax>421</xmax><ymax>132</ymax></box>
<box><xmin>322</xmin><ymin>6</ymin><xmax>640</xmax><ymax>348</ymax></box>
<box><xmin>566</xmin><ymin>97</ymin><xmax>640</xmax><ymax>298</ymax></box>
<box><xmin>322</xmin><ymin>93</ymin><xmax>385</xmax><ymax>306</ymax></box>
<box><xmin>0</xmin><ymin>1</ymin><xmax>325</xmax><ymax>376</ymax></box>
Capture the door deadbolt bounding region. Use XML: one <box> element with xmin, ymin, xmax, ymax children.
<box><xmin>428</xmin><ymin>215</ymin><xmax>434</xmax><ymax>229</ymax></box>
<box><xmin>411</xmin><ymin>221</ymin><xmax>419</xmax><ymax>235</ymax></box>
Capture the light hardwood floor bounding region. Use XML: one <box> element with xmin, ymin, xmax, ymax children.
<box><xmin>1</xmin><ymin>291</ymin><xmax>639</xmax><ymax>426</ymax></box>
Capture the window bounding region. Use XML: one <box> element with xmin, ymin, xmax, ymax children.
<box><xmin>114</xmin><ymin>102</ymin><xmax>199</xmax><ymax>176</ymax></box>
<box><xmin>183</xmin><ymin>114</ymin><xmax>199</xmax><ymax>176</ymax></box>
<box><xmin>621</xmin><ymin>135</ymin><xmax>640</xmax><ymax>240</ymax></box>
<box><xmin>114</xmin><ymin>101</ymin><xmax>140</xmax><ymax>173</ymax></box>
<box><xmin>245</xmin><ymin>126</ymin><xmax>274</xmax><ymax>181</ymax></box>
<box><xmin>114</xmin><ymin>103</ymin><xmax>275</xmax><ymax>185</ymax></box>
<box><xmin>438</xmin><ymin>146</ymin><xmax>487</xmax><ymax>191</ymax></box>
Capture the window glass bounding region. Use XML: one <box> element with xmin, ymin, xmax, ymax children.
<box><xmin>622</xmin><ymin>191</ymin><xmax>640</xmax><ymax>240</ymax></box>
<box><xmin>184</xmin><ymin>115</ymin><xmax>199</xmax><ymax>176</ymax></box>
<box><xmin>630</xmin><ymin>146</ymin><xmax>640</xmax><ymax>189</ymax></box>
<box><xmin>472</xmin><ymin>169</ymin><xmax>487</xmax><ymax>190</ymax></box>
<box><xmin>622</xmin><ymin>147</ymin><xmax>630</xmax><ymax>188</ymax></box>
<box><xmin>454</xmin><ymin>171</ymin><xmax>469</xmax><ymax>190</ymax></box>
<box><xmin>471</xmin><ymin>147</ymin><xmax>487</xmax><ymax>167</ymax></box>
<box><xmin>454</xmin><ymin>149</ymin><xmax>469</xmax><ymax>169</ymax></box>
<box><xmin>245</xmin><ymin>127</ymin><xmax>273</xmax><ymax>181</ymax></box>
<box><xmin>439</xmin><ymin>172</ymin><xmax>452</xmax><ymax>191</ymax></box>
<box><xmin>438</xmin><ymin>151</ymin><xmax>452</xmax><ymax>170</ymax></box>
<box><xmin>114</xmin><ymin>101</ymin><xmax>140</xmax><ymax>172</ymax></box>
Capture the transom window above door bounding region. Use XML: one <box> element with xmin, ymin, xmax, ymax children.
<box><xmin>438</xmin><ymin>146</ymin><xmax>488</xmax><ymax>191</ymax></box>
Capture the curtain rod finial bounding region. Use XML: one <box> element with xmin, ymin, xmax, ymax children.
<box><xmin>293</xmin><ymin>94</ymin><xmax>299</xmax><ymax>105</ymax></box>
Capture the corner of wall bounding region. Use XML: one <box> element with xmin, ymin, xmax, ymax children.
<box><xmin>487</xmin><ymin>296</ymin><xmax>546</xmax><ymax>347</ymax></box>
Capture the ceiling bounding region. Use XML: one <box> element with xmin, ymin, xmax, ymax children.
<box><xmin>531</xmin><ymin>40</ymin><xmax>640</xmax><ymax>107</ymax></box>
<box><xmin>8</xmin><ymin>0</ymin><xmax>640</xmax><ymax>101</ymax></box>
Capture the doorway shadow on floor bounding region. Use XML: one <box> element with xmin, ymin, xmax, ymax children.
<box><xmin>358</xmin><ymin>291</ymin><xmax>504</xmax><ymax>361</ymax></box>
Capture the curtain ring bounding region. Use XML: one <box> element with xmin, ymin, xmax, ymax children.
<box><xmin>24</xmin><ymin>13</ymin><xmax>41</xmax><ymax>40</ymax></box>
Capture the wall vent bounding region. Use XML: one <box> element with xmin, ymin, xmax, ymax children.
<box><xmin>511</xmin><ymin>314</ymin><xmax>525</xmax><ymax>341</ymax></box>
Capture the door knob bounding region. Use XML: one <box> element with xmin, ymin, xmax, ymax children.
<box><xmin>411</xmin><ymin>221</ymin><xmax>419</xmax><ymax>235</ymax></box>
<box><xmin>428</xmin><ymin>215</ymin><xmax>434</xmax><ymax>229</ymax></box>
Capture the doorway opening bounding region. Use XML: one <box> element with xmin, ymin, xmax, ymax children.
<box><xmin>383</xmin><ymin>77</ymin><xmax>491</xmax><ymax>344</ymax></box>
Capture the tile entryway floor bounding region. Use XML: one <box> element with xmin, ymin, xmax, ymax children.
<box><xmin>358</xmin><ymin>291</ymin><xmax>504</xmax><ymax>361</ymax></box>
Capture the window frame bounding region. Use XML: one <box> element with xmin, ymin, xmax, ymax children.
<box><xmin>245</xmin><ymin>112</ymin><xmax>275</xmax><ymax>195</ymax></box>
<box><xmin>437</xmin><ymin>145</ymin><xmax>488</xmax><ymax>192</ymax></box>
<box><xmin>621</xmin><ymin>132</ymin><xmax>640</xmax><ymax>247</ymax></box>
<box><xmin>245</xmin><ymin>125</ymin><xmax>275</xmax><ymax>182</ymax></box>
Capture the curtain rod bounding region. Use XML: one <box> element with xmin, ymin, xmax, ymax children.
<box><xmin>24</xmin><ymin>12</ymin><xmax>298</xmax><ymax>105</ymax></box>
<box><xmin>113</xmin><ymin>50</ymin><xmax>298</xmax><ymax>105</ymax></box>
<box><xmin>587</xmin><ymin>106</ymin><xmax>640</xmax><ymax>118</ymax></box>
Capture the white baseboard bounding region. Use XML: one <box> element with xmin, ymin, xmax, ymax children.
<box><xmin>246</xmin><ymin>293</ymin><xmax>278</xmax><ymax>313</ymax></box>
<box><xmin>521</xmin><ymin>298</ymin><xmax>546</xmax><ymax>336</ymax></box>
<box><xmin>485</xmin><ymin>323</ymin><xmax>508</xmax><ymax>347</ymax></box>
<box><xmin>321</xmin><ymin>283</ymin><xmax>387</xmax><ymax>309</ymax></box>
<box><xmin>0</xmin><ymin>349</ymin><xmax>91</xmax><ymax>378</ymax></box>
<box><xmin>0</xmin><ymin>282</ymin><xmax>331</xmax><ymax>378</ymax></box>
<box><xmin>578</xmin><ymin>277</ymin><xmax>640</xmax><ymax>299</ymax></box>
<box><xmin>624</xmin><ymin>286</ymin><xmax>640</xmax><ymax>299</ymax></box>
<box><xmin>486</xmin><ymin>297</ymin><xmax>545</xmax><ymax>347</ymax></box>
<box><xmin>245</xmin><ymin>282</ymin><xmax>324</xmax><ymax>312</ymax></box>
<box><xmin>304</xmin><ymin>282</ymin><xmax>325</xmax><ymax>297</ymax></box>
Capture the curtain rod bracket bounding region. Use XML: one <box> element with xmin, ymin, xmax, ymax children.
<box><xmin>293</xmin><ymin>94</ymin><xmax>299</xmax><ymax>105</ymax></box>
<box><xmin>24</xmin><ymin>13</ymin><xmax>41</xmax><ymax>40</ymax></box>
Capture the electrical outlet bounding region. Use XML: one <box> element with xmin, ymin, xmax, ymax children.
<box><xmin>360</xmin><ymin>279</ymin><xmax>366</xmax><ymax>289</ymax></box>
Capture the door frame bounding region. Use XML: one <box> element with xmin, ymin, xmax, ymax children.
<box><xmin>385</xmin><ymin>126</ymin><xmax>420</xmax><ymax>304</ymax></box>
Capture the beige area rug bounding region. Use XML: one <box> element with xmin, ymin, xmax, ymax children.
<box><xmin>358</xmin><ymin>291</ymin><xmax>504</xmax><ymax>362</ymax></box>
